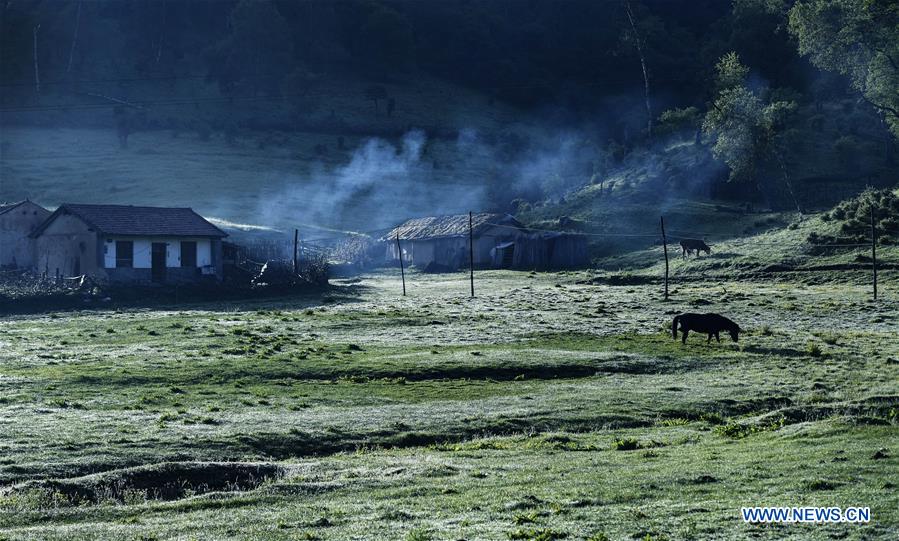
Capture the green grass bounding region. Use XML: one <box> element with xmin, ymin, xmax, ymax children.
<box><xmin>0</xmin><ymin>271</ymin><xmax>896</xmax><ymax>539</ymax></box>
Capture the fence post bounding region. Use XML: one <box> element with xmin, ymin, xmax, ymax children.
<box><xmin>396</xmin><ymin>233</ymin><xmax>406</xmax><ymax>296</ymax></box>
<box><xmin>469</xmin><ymin>211</ymin><xmax>475</xmax><ymax>298</ymax></box>
<box><xmin>660</xmin><ymin>216</ymin><xmax>669</xmax><ymax>300</ymax></box>
<box><xmin>871</xmin><ymin>206</ymin><xmax>877</xmax><ymax>301</ymax></box>
<box><xmin>293</xmin><ymin>229</ymin><xmax>298</xmax><ymax>275</ymax></box>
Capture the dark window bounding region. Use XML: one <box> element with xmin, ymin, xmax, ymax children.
<box><xmin>116</xmin><ymin>241</ymin><xmax>133</xmax><ymax>268</ymax></box>
<box><xmin>181</xmin><ymin>241</ymin><xmax>197</xmax><ymax>267</ymax></box>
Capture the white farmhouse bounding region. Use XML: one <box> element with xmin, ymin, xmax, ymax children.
<box><xmin>31</xmin><ymin>204</ymin><xmax>227</xmax><ymax>284</ymax></box>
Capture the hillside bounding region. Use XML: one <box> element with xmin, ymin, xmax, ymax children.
<box><xmin>516</xmin><ymin>104</ymin><xmax>897</xmax><ymax>258</ymax></box>
<box><xmin>0</xmin><ymin>73</ymin><xmax>526</xmax><ymax>234</ymax></box>
<box><xmin>588</xmin><ymin>189</ymin><xmax>899</xmax><ymax>287</ymax></box>
<box><xmin>4</xmin><ymin>96</ymin><xmax>896</xmax><ymax>248</ymax></box>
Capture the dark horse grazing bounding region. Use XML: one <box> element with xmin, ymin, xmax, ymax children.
<box><xmin>672</xmin><ymin>313</ymin><xmax>741</xmax><ymax>344</ymax></box>
<box><xmin>680</xmin><ymin>238</ymin><xmax>711</xmax><ymax>259</ymax></box>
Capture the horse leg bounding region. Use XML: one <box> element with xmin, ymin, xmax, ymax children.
<box><xmin>707</xmin><ymin>333</ymin><xmax>712</xmax><ymax>343</ymax></box>
<box><xmin>681</xmin><ymin>329</ymin><xmax>689</xmax><ymax>344</ymax></box>
<box><xmin>715</xmin><ymin>332</ymin><xmax>720</xmax><ymax>342</ymax></box>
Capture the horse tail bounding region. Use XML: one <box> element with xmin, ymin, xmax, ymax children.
<box><xmin>672</xmin><ymin>315</ymin><xmax>680</xmax><ymax>340</ymax></box>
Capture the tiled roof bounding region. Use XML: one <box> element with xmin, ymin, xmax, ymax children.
<box><xmin>383</xmin><ymin>213</ymin><xmax>525</xmax><ymax>241</ymax></box>
<box><xmin>32</xmin><ymin>204</ymin><xmax>228</xmax><ymax>238</ymax></box>
<box><xmin>0</xmin><ymin>201</ymin><xmax>27</xmax><ymax>215</ymax></box>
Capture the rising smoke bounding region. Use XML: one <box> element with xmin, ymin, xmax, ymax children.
<box><xmin>250</xmin><ymin>125</ymin><xmax>611</xmax><ymax>235</ymax></box>
<box><xmin>254</xmin><ymin>130</ymin><xmax>485</xmax><ymax>234</ymax></box>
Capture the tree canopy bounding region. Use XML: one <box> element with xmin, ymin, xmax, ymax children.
<box><xmin>789</xmin><ymin>0</ymin><xmax>899</xmax><ymax>138</ymax></box>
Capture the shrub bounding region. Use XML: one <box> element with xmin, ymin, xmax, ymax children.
<box><xmin>699</xmin><ymin>412</ymin><xmax>724</xmax><ymax>425</ymax></box>
<box><xmin>817</xmin><ymin>189</ymin><xmax>899</xmax><ymax>249</ymax></box>
<box><xmin>611</xmin><ymin>437</ymin><xmax>640</xmax><ymax>451</ymax></box>
<box><xmin>806</xmin><ymin>343</ymin><xmax>822</xmax><ymax>357</ymax></box>
<box><xmin>715</xmin><ymin>423</ymin><xmax>754</xmax><ymax>439</ymax></box>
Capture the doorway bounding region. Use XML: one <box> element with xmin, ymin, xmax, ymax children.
<box><xmin>151</xmin><ymin>243</ymin><xmax>167</xmax><ymax>283</ymax></box>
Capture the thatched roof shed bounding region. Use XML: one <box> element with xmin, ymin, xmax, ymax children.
<box><xmin>382</xmin><ymin>213</ymin><xmax>525</xmax><ymax>241</ymax></box>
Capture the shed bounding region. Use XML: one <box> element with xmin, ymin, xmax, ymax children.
<box><xmin>501</xmin><ymin>232</ymin><xmax>590</xmax><ymax>269</ymax></box>
<box><xmin>382</xmin><ymin>213</ymin><xmax>527</xmax><ymax>270</ymax></box>
<box><xmin>0</xmin><ymin>200</ymin><xmax>51</xmax><ymax>269</ymax></box>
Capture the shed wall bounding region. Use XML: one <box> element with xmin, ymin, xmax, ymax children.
<box><xmin>34</xmin><ymin>214</ymin><xmax>100</xmax><ymax>277</ymax></box>
<box><xmin>0</xmin><ymin>202</ymin><xmax>51</xmax><ymax>268</ymax></box>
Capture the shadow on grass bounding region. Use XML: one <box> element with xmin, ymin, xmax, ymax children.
<box><xmin>10</xmin><ymin>462</ymin><xmax>284</xmax><ymax>504</ymax></box>
<box><xmin>1</xmin><ymin>283</ymin><xmax>371</xmax><ymax>316</ymax></box>
<box><xmin>66</xmin><ymin>353</ymin><xmax>693</xmax><ymax>388</ymax></box>
<box><xmin>231</xmin><ymin>413</ymin><xmax>651</xmax><ymax>459</ymax></box>
<box><xmin>739</xmin><ymin>345</ymin><xmax>808</xmax><ymax>358</ymax></box>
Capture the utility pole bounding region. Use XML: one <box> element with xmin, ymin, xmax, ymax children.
<box><xmin>469</xmin><ymin>211</ymin><xmax>475</xmax><ymax>298</ymax></box>
<box><xmin>871</xmin><ymin>207</ymin><xmax>877</xmax><ymax>301</ymax></box>
<box><xmin>660</xmin><ymin>216</ymin><xmax>669</xmax><ymax>300</ymax></box>
<box><xmin>293</xmin><ymin>229</ymin><xmax>298</xmax><ymax>274</ymax></box>
<box><xmin>396</xmin><ymin>233</ymin><xmax>406</xmax><ymax>296</ymax></box>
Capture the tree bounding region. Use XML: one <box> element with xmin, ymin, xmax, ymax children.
<box><xmin>703</xmin><ymin>53</ymin><xmax>799</xmax><ymax>208</ymax></box>
<box><xmin>713</xmin><ymin>52</ymin><xmax>749</xmax><ymax>93</ymax></box>
<box><xmin>623</xmin><ymin>1</ymin><xmax>653</xmax><ymax>137</ymax></box>
<box><xmin>205</xmin><ymin>0</ymin><xmax>292</xmax><ymax>94</ymax></box>
<box><xmin>356</xmin><ymin>4</ymin><xmax>415</xmax><ymax>72</ymax></box>
<box><xmin>789</xmin><ymin>0</ymin><xmax>899</xmax><ymax>139</ymax></box>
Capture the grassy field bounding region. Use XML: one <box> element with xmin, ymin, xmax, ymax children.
<box><xmin>0</xmin><ymin>269</ymin><xmax>896</xmax><ymax>540</ymax></box>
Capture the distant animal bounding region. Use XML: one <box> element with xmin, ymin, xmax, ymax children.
<box><xmin>672</xmin><ymin>313</ymin><xmax>741</xmax><ymax>344</ymax></box>
<box><xmin>679</xmin><ymin>238</ymin><xmax>711</xmax><ymax>259</ymax></box>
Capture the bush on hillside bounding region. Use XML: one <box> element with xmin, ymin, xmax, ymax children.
<box><xmin>808</xmin><ymin>189</ymin><xmax>899</xmax><ymax>251</ymax></box>
<box><xmin>657</xmin><ymin>106</ymin><xmax>701</xmax><ymax>138</ymax></box>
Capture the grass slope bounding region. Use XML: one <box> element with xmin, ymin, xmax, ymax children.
<box><xmin>593</xmin><ymin>191</ymin><xmax>899</xmax><ymax>281</ymax></box>
<box><xmin>0</xmin><ymin>270</ymin><xmax>896</xmax><ymax>539</ymax></box>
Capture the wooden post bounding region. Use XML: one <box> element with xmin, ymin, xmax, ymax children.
<box><xmin>871</xmin><ymin>206</ymin><xmax>877</xmax><ymax>301</ymax></box>
<box><xmin>660</xmin><ymin>216</ymin><xmax>669</xmax><ymax>300</ymax></box>
<box><xmin>293</xmin><ymin>228</ymin><xmax>298</xmax><ymax>274</ymax></box>
<box><xmin>396</xmin><ymin>233</ymin><xmax>406</xmax><ymax>296</ymax></box>
<box><xmin>469</xmin><ymin>211</ymin><xmax>475</xmax><ymax>298</ymax></box>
